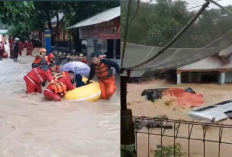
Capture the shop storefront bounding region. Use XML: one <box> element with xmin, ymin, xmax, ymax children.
<box><xmin>68</xmin><ymin>6</ymin><xmax>120</xmax><ymax>66</ymax></box>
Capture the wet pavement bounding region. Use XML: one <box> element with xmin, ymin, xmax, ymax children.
<box><xmin>0</xmin><ymin>52</ymin><xmax>120</xmax><ymax>157</ymax></box>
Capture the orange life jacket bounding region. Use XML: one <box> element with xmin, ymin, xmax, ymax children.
<box><xmin>95</xmin><ymin>63</ymin><xmax>113</xmax><ymax>80</ymax></box>
<box><xmin>32</xmin><ymin>57</ymin><xmax>42</xmax><ymax>68</ymax></box>
<box><xmin>60</xmin><ymin>71</ymin><xmax>71</xmax><ymax>80</ymax></box>
<box><xmin>51</xmin><ymin>74</ymin><xmax>67</xmax><ymax>96</ymax></box>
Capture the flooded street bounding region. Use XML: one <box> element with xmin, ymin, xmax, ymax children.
<box><xmin>128</xmin><ymin>80</ymin><xmax>232</xmax><ymax>157</ymax></box>
<box><xmin>0</xmin><ymin>51</ymin><xmax>120</xmax><ymax>157</ymax></box>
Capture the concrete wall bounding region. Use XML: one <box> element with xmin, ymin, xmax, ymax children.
<box><xmin>86</xmin><ymin>39</ymin><xmax>95</xmax><ymax>63</ymax></box>
<box><xmin>219</xmin><ymin>46</ymin><xmax>232</xmax><ymax>57</ymax></box>
<box><xmin>225</xmin><ymin>71</ymin><xmax>232</xmax><ymax>83</ymax></box>
<box><xmin>178</xmin><ymin>56</ymin><xmax>232</xmax><ymax>70</ymax></box>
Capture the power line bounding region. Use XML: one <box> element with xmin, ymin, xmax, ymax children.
<box><xmin>187</xmin><ymin>5</ymin><xmax>202</xmax><ymax>10</ymax></box>
<box><xmin>186</xmin><ymin>0</ymin><xmax>221</xmax><ymax>10</ymax></box>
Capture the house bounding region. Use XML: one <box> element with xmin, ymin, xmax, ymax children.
<box><xmin>68</xmin><ymin>6</ymin><xmax>120</xmax><ymax>67</ymax></box>
<box><xmin>121</xmin><ymin>37</ymin><xmax>232</xmax><ymax>84</ymax></box>
<box><xmin>177</xmin><ymin>46</ymin><xmax>232</xmax><ymax>85</ymax></box>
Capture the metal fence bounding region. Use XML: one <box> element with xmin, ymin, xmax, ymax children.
<box><xmin>133</xmin><ymin>116</ymin><xmax>232</xmax><ymax>157</ymax></box>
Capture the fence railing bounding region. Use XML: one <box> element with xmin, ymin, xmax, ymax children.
<box><xmin>133</xmin><ymin>116</ymin><xmax>232</xmax><ymax>157</ymax></box>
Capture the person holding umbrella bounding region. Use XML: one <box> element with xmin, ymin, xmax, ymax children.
<box><xmin>60</xmin><ymin>60</ymin><xmax>90</xmax><ymax>77</ymax></box>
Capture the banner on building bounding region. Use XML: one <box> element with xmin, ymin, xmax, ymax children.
<box><xmin>79</xmin><ymin>17</ymin><xmax>120</xmax><ymax>39</ymax></box>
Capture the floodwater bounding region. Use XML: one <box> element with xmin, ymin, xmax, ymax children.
<box><xmin>0</xmin><ymin>50</ymin><xmax>120</xmax><ymax>157</ymax></box>
<box><xmin>128</xmin><ymin>80</ymin><xmax>232</xmax><ymax>157</ymax></box>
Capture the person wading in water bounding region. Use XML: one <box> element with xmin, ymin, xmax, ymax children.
<box><xmin>13</xmin><ymin>38</ymin><xmax>20</xmax><ymax>61</ymax></box>
<box><xmin>87</xmin><ymin>52</ymin><xmax>120</xmax><ymax>100</ymax></box>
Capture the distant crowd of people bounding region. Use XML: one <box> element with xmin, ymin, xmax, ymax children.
<box><xmin>0</xmin><ymin>36</ymin><xmax>34</xmax><ymax>61</ymax></box>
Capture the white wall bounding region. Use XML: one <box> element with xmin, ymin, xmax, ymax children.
<box><xmin>86</xmin><ymin>39</ymin><xmax>94</xmax><ymax>63</ymax></box>
<box><xmin>225</xmin><ymin>71</ymin><xmax>232</xmax><ymax>83</ymax></box>
<box><xmin>178</xmin><ymin>56</ymin><xmax>232</xmax><ymax>70</ymax></box>
<box><xmin>219</xmin><ymin>46</ymin><xmax>232</xmax><ymax>57</ymax></box>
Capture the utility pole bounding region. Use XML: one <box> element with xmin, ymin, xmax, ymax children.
<box><xmin>121</xmin><ymin>71</ymin><xmax>136</xmax><ymax>157</ymax></box>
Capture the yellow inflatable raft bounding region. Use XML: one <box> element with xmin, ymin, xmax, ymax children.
<box><xmin>65</xmin><ymin>77</ymin><xmax>101</xmax><ymax>102</ymax></box>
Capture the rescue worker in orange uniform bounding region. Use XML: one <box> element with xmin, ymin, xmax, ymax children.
<box><xmin>47</xmin><ymin>53</ymin><xmax>55</xmax><ymax>64</ymax></box>
<box><xmin>18</xmin><ymin>40</ymin><xmax>23</xmax><ymax>56</ymax></box>
<box><xmin>26</xmin><ymin>40</ymin><xmax>34</xmax><ymax>56</ymax></box>
<box><xmin>25</xmin><ymin>40</ymin><xmax>29</xmax><ymax>55</ymax></box>
<box><xmin>32</xmin><ymin>55</ymin><xmax>43</xmax><ymax>68</ymax></box>
<box><xmin>23</xmin><ymin>64</ymin><xmax>56</xmax><ymax>94</ymax></box>
<box><xmin>29</xmin><ymin>40</ymin><xmax>34</xmax><ymax>55</ymax></box>
<box><xmin>47</xmin><ymin>63</ymin><xmax>57</xmax><ymax>74</ymax></box>
<box><xmin>40</xmin><ymin>48</ymin><xmax>47</xmax><ymax>57</ymax></box>
<box><xmin>0</xmin><ymin>41</ymin><xmax>8</xmax><ymax>58</ymax></box>
<box><xmin>47</xmin><ymin>53</ymin><xmax>60</xmax><ymax>72</ymax></box>
<box><xmin>0</xmin><ymin>41</ymin><xmax>5</xmax><ymax>51</ymax></box>
<box><xmin>9</xmin><ymin>37</ymin><xmax>14</xmax><ymax>59</ymax></box>
<box><xmin>39</xmin><ymin>49</ymin><xmax>58</xmax><ymax>86</ymax></box>
<box><xmin>87</xmin><ymin>52</ymin><xmax>120</xmax><ymax>100</ymax></box>
<box><xmin>32</xmin><ymin>50</ymin><xmax>53</xmax><ymax>69</ymax></box>
<box><xmin>39</xmin><ymin>48</ymin><xmax>49</xmax><ymax>65</ymax></box>
<box><xmin>0</xmin><ymin>41</ymin><xmax>4</xmax><ymax>57</ymax></box>
<box><xmin>39</xmin><ymin>50</ymin><xmax>59</xmax><ymax>72</ymax></box>
<box><xmin>44</xmin><ymin>71</ymin><xmax>76</xmax><ymax>101</ymax></box>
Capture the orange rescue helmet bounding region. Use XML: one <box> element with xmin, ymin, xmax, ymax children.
<box><xmin>40</xmin><ymin>48</ymin><xmax>47</xmax><ymax>55</ymax></box>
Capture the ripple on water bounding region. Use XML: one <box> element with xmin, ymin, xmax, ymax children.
<box><xmin>0</xmin><ymin>55</ymin><xmax>120</xmax><ymax>157</ymax></box>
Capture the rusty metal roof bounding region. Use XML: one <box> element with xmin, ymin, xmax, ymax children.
<box><xmin>68</xmin><ymin>6</ymin><xmax>120</xmax><ymax>29</ymax></box>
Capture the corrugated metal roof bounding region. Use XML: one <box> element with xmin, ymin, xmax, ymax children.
<box><xmin>68</xmin><ymin>6</ymin><xmax>120</xmax><ymax>29</ymax></box>
<box><xmin>0</xmin><ymin>29</ymin><xmax>8</xmax><ymax>35</ymax></box>
<box><xmin>122</xmin><ymin>28</ymin><xmax>232</xmax><ymax>73</ymax></box>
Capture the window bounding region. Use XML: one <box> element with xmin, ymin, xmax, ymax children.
<box><xmin>96</xmin><ymin>39</ymin><xmax>107</xmax><ymax>52</ymax></box>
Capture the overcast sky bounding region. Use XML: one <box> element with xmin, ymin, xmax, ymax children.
<box><xmin>142</xmin><ymin>0</ymin><xmax>232</xmax><ymax>10</ymax></box>
<box><xmin>187</xmin><ymin>0</ymin><xmax>232</xmax><ymax>10</ymax></box>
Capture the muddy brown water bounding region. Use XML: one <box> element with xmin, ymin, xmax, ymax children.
<box><xmin>0</xmin><ymin>51</ymin><xmax>120</xmax><ymax>157</ymax></box>
<box><xmin>128</xmin><ymin>80</ymin><xmax>232</xmax><ymax>157</ymax></box>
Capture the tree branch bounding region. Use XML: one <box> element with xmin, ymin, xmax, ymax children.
<box><xmin>52</xmin><ymin>12</ymin><xmax>64</xmax><ymax>40</ymax></box>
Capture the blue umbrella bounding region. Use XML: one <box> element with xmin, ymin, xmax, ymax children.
<box><xmin>61</xmin><ymin>61</ymin><xmax>90</xmax><ymax>76</ymax></box>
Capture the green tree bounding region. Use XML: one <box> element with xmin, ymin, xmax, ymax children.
<box><xmin>121</xmin><ymin>0</ymin><xmax>232</xmax><ymax>48</ymax></box>
<box><xmin>0</xmin><ymin>1</ymin><xmax>119</xmax><ymax>51</ymax></box>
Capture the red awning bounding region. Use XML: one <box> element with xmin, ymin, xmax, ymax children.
<box><xmin>67</xmin><ymin>6</ymin><xmax>120</xmax><ymax>39</ymax></box>
<box><xmin>79</xmin><ymin>17</ymin><xmax>120</xmax><ymax>39</ymax></box>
